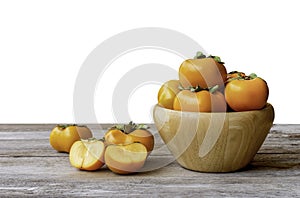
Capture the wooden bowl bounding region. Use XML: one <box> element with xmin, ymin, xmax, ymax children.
<box><xmin>153</xmin><ymin>103</ymin><xmax>275</xmax><ymax>172</ymax></box>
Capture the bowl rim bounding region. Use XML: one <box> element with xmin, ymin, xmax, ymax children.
<box><xmin>154</xmin><ymin>103</ymin><xmax>273</xmax><ymax>115</ymax></box>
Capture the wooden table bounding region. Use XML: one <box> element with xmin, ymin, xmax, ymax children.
<box><xmin>0</xmin><ymin>124</ymin><xmax>299</xmax><ymax>197</ymax></box>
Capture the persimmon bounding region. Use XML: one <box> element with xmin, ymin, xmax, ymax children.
<box><xmin>225</xmin><ymin>73</ymin><xmax>269</xmax><ymax>111</ymax></box>
<box><xmin>179</xmin><ymin>52</ymin><xmax>227</xmax><ymax>89</ymax></box>
<box><xmin>173</xmin><ymin>85</ymin><xmax>227</xmax><ymax>112</ymax></box>
<box><xmin>49</xmin><ymin>124</ymin><xmax>93</xmax><ymax>153</ymax></box>
<box><xmin>157</xmin><ymin>80</ymin><xmax>181</xmax><ymax>109</ymax></box>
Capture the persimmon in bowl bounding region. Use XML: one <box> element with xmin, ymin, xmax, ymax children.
<box><xmin>153</xmin><ymin>103</ymin><xmax>275</xmax><ymax>172</ymax></box>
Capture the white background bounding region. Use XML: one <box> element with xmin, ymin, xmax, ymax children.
<box><xmin>0</xmin><ymin>0</ymin><xmax>299</xmax><ymax>124</ymax></box>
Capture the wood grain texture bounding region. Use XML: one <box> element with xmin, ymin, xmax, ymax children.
<box><xmin>153</xmin><ymin>104</ymin><xmax>275</xmax><ymax>172</ymax></box>
<box><xmin>0</xmin><ymin>124</ymin><xmax>299</xmax><ymax>197</ymax></box>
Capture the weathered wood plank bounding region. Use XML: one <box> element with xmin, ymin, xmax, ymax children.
<box><xmin>1</xmin><ymin>165</ymin><xmax>299</xmax><ymax>196</ymax></box>
<box><xmin>0</xmin><ymin>124</ymin><xmax>299</xmax><ymax>197</ymax></box>
<box><xmin>0</xmin><ymin>155</ymin><xmax>299</xmax><ymax>197</ymax></box>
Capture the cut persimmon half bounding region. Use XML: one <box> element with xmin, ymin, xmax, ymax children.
<box><xmin>105</xmin><ymin>143</ymin><xmax>147</xmax><ymax>174</ymax></box>
<box><xmin>69</xmin><ymin>139</ymin><xmax>105</xmax><ymax>171</ymax></box>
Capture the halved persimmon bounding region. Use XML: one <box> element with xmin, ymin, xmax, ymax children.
<box><xmin>105</xmin><ymin>143</ymin><xmax>147</xmax><ymax>174</ymax></box>
<box><xmin>69</xmin><ymin>139</ymin><xmax>105</xmax><ymax>171</ymax></box>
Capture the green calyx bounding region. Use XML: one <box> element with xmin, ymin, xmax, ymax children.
<box><xmin>243</xmin><ymin>73</ymin><xmax>258</xmax><ymax>80</ymax></box>
<box><xmin>208</xmin><ymin>85</ymin><xmax>219</xmax><ymax>94</ymax></box>
<box><xmin>109</xmin><ymin>121</ymin><xmax>149</xmax><ymax>134</ymax></box>
<box><xmin>193</xmin><ymin>51</ymin><xmax>225</xmax><ymax>64</ymax></box>
<box><xmin>194</xmin><ymin>51</ymin><xmax>206</xmax><ymax>59</ymax></box>
<box><xmin>249</xmin><ymin>73</ymin><xmax>257</xmax><ymax>79</ymax></box>
<box><xmin>179</xmin><ymin>84</ymin><xmax>219</xmax><ymax>94</ymax></box>
<box><xmin>227</xmin><ymin>71</ymin><xmax>258</xmax><ymax>83</ymax></box>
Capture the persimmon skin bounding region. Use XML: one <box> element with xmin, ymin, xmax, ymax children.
<box><xmin>104</xmin><ymin>129</ymin><xmax>132</xmax><ymax>145</ymax></box>
<box><xmin>179</xmin><ymin>58</ymin><xmax>227</xmax><ymax>89</ymax></box>
<box><xmin>225</xmin><ymin>77</ymin><xmax>269</xmax><ymax>111</ymax></box>
<box><xmin>173</xmin><ymin>90</ymin><xmax>227</xmax><ymax>112</ymax></box>
<box><xmin>129</xmin><ymin>129</ymin><xmax>154</xmax><ymax>154</ymax></box>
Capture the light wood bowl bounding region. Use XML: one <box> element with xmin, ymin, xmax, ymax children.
<box><xmin>153</xmin><ymin>103</ymin><xmax>275</xmax><ymax>172</ymax></box>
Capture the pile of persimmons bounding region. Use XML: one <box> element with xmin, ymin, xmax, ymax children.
<box><xmin>49</xmin><ymin>122</ymin><xmax>154</xmax><ymax>174</ymax></box>
<box><xmin>158</xmin><ymin>51</ymin><xmax>269</xmax><ymax>112</ymax></box>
